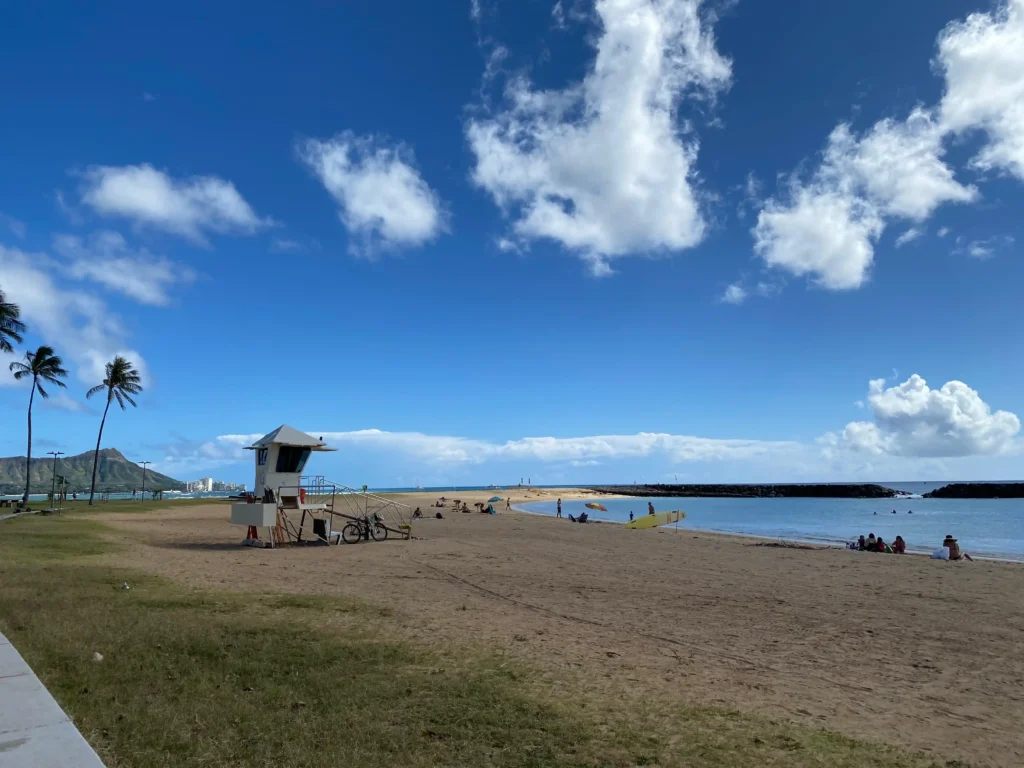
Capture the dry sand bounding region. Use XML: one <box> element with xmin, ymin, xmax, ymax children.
<box><xmin>99</xmin><ymin>493</ymin><xmax>1024</xmax><ymax>767</ymax></box>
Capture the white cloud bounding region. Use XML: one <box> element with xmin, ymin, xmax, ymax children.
<box><xmin>53</xmin><ymin>231</ymin><xmax>195</xmax><ymax>306</ymax></box>
<box><xmin>299</xmin><ymin>133</ymin><xmax>447</xmax><ymax>255</ymax></box>
<box><xmin>937</xmin><ymin>0</ymin><xmax>1024</xmax><ymax>179</ymax></box>
<box><xmin>467</xmin><ymin>0</ymin><xmax>731</xmax><ymax>275</ymax></box>
<box><xmin>953</xmin><ymin>234</ymin><xmax>1014</xmax><ymax>260</ymax></box>
<box><xmin>753</xmin><ymin>186</ymin><xmax>884</xmax><ymax>290</ymax></box>
<box><xmin>754</xmin><ymin>109</ymin><xmax>977</xmax><ymax>289</ymax></box>
<box><xmin>751</xmin><ymin>0</ymin><xmax>1024</xmax><ymax>291</ymax></box>
<box><xmin>569</xmin><ymin>459</ymin><xmax>600</xmax><ymax>467</ymax></box>
<box><xmin>720</xmin><ymin>283</ymin><xmax>747</xmax><ymax>304</ymax></box>
<box><xmin>937</xmin><ymin>226</ymin><xmax>951</xmax><ymax>238</ymax></box>
<box><xmin>0</xmin><ymin>213</ymin><xmax>26</xmax><ymax>238</ymax></box>
<box><xmin>895</xmin><ymin>227</ymin><xmax>924</xmax><ymax>248</ymax></box>
<box><xmin>0</xmin><ymin>244</ymin><xmax>148</xmax><ymax>384</ymax></box>
<box><xmin>840</xmin><ymin>375</ymin><xmax>1020</xmax><ymax>457</ymax></box>
<box><xmin>828</xmin><ymin>112</ymin><xmax>976</xmax><ymax>221</ymax></box>
<box><xmin>142</xmin><ymin>92</ymin><xmax>157</xmax><ymax>103</ymax></box>
<box><xmin>79</xmin><ymin>164</ymin><xmax>269</xmax><ymax>243</ymax></box>
<box><xmin>216</xmin><ymin>428</ymin><xmax>799</xmax><ymax>466</ymax></box>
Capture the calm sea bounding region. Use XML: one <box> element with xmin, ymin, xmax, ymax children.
<box><xmin>518</xmin><ymin>483</ymin><xmax>1024</xmax><ymax>561</ymax></box>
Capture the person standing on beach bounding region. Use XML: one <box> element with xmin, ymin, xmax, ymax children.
<box><xmin>505</xmin><ymin>497</ymin><xmax>511</xmax><ymax>511</ymax></box>
<box><xmin>648</xmin><ymin>501</ymin><xmax>655</xmax><ymax>516</ymax></box>
<box><xmin>556</xmin><ymin>498</ymin><xmax>562</xmax><ymax>518</ymax></box>
<box><xmin>629</xmin><ymin>511</ymin><xmax>634</xmax><ymax>521</ymax></box>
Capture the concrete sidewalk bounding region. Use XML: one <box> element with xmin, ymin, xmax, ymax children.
<box><xmin>0</xmin><ymin>632</ymin><xmax>105</xmax><ymax>767</ymax></box>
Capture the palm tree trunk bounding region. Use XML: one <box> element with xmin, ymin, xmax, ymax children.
<box><xmin>88</xmin><ymin>394</ymin><xmax>112</xmax><ymax>506</ymax></box>
<box><xmin>22</xmin><ymin>381</ymin><xmax>35</xmax><ymax>508</ymax></box>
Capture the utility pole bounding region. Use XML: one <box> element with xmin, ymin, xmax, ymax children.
<box><xmin>139</xmin><ymin>461</ymin><xmax>151</xmax><ymax>502</ymax></box>
<box><xmin>47</xmin><ymin>451</ymin><xmax>64</xmax><ymax>512</ymax></box>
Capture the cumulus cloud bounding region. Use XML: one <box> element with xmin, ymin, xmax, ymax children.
<box><xmin>53</xmin><ymin>231</ymin><xmax>195</xmax><ymax>306</ymax></box>
<box><xmin>753</xmin><ymin>111</ymin><xmax>974</xmax><ymax>290</ymax></box>
<box><xmin>754</xmin><ymin>186</ymin><xmax>884</xmax><ymax>290</ymax></box>
<box><xmin>79</xmin><ymin>163</ymin><xmax>270</xmax><ymax>243</ymax></box>
<box><xmin>0</xmin><ymin>244</ymin><xmax>148</xmax><ymax>384</ymax></box>
<box><xmin>839</xmin><ymin>375</ymin><xmax>1020</xmax><ymax>457</ymax></box>
<box><xmin>750</xmin><ymin>0</ymin><xmax>1024</xmax><ymax>290</ymax></box>
<box><xmin>299</xmin><ymin>133</ymin><xmax>447</xmax><ymax>255</ymax></box>
<box><xmin>937</xmin><ymin>0</ymin><xmax>1024</xmax><ymax>178</ymax></box>
<box><xmin>466</xmin><ymin>0</ymin><xmax>732</xmax><ymax>275</ymax></box>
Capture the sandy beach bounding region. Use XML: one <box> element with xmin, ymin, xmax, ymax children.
<box><xmin>98</xmin><ymin>493</ymin><xmax>1024</xmax><ymax>767</ymax></box>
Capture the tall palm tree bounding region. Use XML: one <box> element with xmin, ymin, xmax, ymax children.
<box><xmin>86</xmin><ymin>356</ymin><xmax>143</xmax><ymax>505</ymax></box>
<box><xmin>9</xmin><ymin>346</ymin><xmax>68</xmax><ymax>507</ymax></box>
<box><xmin>0</xmin><ymin>287</ymin><xmax>26</xmax><ymax>354</ymax></box>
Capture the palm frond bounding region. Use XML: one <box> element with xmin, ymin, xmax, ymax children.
<box><xmin>86</xmin><ymin>384</ymin><xmax>106</xmax><ymax>399</ymax></box>
<box><xmin>0</xmin><ymin>288</ymin><xmax>26</xmax><ymax>354</ymax></box>
<box><xmin>36</xmin><ymin>381</ymin><xmax>49</xmax><ymax>399</ymax></box>
<box><xmin>9</xmin><ymin>362</ymin><xmax>29</xmax><ymax>375</ymax></box>
<box><xmin>114</xmin><ymin>390</ymin><xmax>126</xmax><ymax>410</ymax></box>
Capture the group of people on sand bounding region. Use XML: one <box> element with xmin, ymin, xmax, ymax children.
<box><xmin>856</xmin><ymin>533</ymin><xmax>906</xmax><ymax>554</ymax></box>
<box><xmin>412</xmin><ymin>507</ymin><xmax>444</xmax><ymax>520</ymax></box>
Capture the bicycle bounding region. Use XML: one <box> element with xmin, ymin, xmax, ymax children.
<box><xmin>340</xmin><ymin>515</ymin><xmax>388</xmax><ymax>544</ymax></box>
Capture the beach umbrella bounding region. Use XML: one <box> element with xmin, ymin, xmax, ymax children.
<box><xmin>585</xmin><ymin>503</ymin><xmax>608</xmax><ymax>511</ymax></box>
<box><xmin>488</xmin><ymin>496</ymin><xmax>503</xmax><ymax>502</ymax></box>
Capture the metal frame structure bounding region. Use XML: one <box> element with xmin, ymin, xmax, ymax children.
<box><xmin>268</xmin><ymin>476</ymin><xmax>413</xmax><ymax>546</ymax></box>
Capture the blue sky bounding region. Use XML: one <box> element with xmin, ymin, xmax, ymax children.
<box><xmin>2</xmin><ymin>0</ymin><xmax>1023</xmax><ymax>487</ymax></box>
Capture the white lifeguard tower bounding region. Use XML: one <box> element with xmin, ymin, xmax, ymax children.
<box><xmin>229</xmin><ymin>424</ymin><xmax>413</xmax><ymax>547</ymax></box>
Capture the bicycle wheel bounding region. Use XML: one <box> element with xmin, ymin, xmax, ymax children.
<box><xmin>371</xmin><ymin>522</ymin><xmax>388</xmax><ymax>542</ymax></box>
<box><xmin>341</xmin><ymin>522</ymin><xmax>362</xmax><ymax>544</ymax></box>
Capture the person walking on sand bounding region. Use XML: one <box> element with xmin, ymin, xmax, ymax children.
<box><xmin>629</xmin><ymin>511</ymin><xmax>634</xmax><ymax>522</ymax></box>
<box><xmin>556</xmin><ymin>498</ymin><xmax>562</xmax><ymax>518</ymax></box>
<box><xmin>505</xmin><ymin>497</ymin><xmax>511</xmax><ymax>511</ymax></box>
<box><xmin>648</xmin><ymin>501</ymin><xmax>655</xmax><ymax>516</ymax></box>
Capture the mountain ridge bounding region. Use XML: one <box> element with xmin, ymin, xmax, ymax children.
<box><xmin>0</xmin><ymin>448</ymin><xmax>184</xmax><ymax>494</ymax></box>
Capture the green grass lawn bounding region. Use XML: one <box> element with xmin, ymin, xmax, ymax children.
<box><xmin>0</xmin><ymin>514</ymin><xmax>965</xmax><ymax>767</ymax></box>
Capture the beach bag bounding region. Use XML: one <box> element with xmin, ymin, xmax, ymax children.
<box><xmin>931</xmin><ymin>547</ymin><xmax>950</xmax><ymax>560</ymax></box>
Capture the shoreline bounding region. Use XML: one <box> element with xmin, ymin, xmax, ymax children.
<box><xmin>509</xmin><ymin>501</ymin><xmax>1024</xmax><ymax>564</ymax></box>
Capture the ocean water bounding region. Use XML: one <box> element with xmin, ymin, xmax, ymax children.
<box><xmin>518</xmin><ymin>494</ymin><xmax>1024</xmax><ymax>561</ymax></box>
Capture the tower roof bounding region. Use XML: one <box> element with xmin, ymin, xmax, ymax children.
<box><xmin>245</xmin><ymin>425</ymin><xmax>336</xmax><ymax>451</ymax></box>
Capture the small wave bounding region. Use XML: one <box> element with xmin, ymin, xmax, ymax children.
<box><xmin>894</xmin><ymin>493</ymin><xmax>922</xmax><ymax>500</ymax></box>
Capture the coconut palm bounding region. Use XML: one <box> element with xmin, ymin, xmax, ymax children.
<box><xmin>86</xmin><ymin>356</ymin><xmax>143</xmax><ymax>505</ymax></box>
<box><xmin>9</xmin><ymin>346</ymin><xmax>69</xmax><ymax>507</ymax></box>
<box><xmin>0</xmin><ymin>287</ymin><xmax>26</xmax><ymax>355</ymax></box>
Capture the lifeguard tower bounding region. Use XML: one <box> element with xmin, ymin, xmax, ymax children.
<box><xmin>230</xmin><ymin>424</ymin><xmax>413</xmax><ymax>547</ymax></box>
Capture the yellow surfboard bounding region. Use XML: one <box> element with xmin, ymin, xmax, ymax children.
<box><xmin>625</xmin><ymin>510</ymin><xmax>686</xmax><ymax>529</ymax></box>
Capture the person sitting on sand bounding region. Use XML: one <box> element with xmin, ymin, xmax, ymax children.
<box><xmin>461</xmin><ymin>503</ymin><xmax>470</xmax><ymax>513</ymax></box>
<box><xmin>892</xmin><ymin>535</ymin><xmax>906</xmax><ymax>554</ymax></box>
<box><xmin>412</xmin><ymin>507</ymin><xmax>423</xmax><ymax>519</ymax></box>
<box><xmin>579</xmin><ymin>511</ymin><xmax>589</xmax><ymax>523</ymax></box>
<box><xmin>943</xmin><ymin>535</ymin><xmax>974</xmax><ymax>561</ymax></box>
<box><xmin>867</xmin><ymin>533</ymin><xmax>876</xmax><ymax>550</ymax></box>
<box><xmin>567</xmin><ymin>513</ymin><xmax>577</xmax><ymax>523</ymax></box>
<box><xmin>875</xmin><ymin>536</ymin><xmax>886</xmax><ymax>553</ymax></box>
<box><xmin>857</xmin><ymin>535</ymin><xmax>867</xmax><ymax>551</ymax></box>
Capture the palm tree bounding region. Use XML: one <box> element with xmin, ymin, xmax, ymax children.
<box><xmin>86</xmin><ymin>356</ymin><xmax>143</xmax><ymax>505</ymax></box>
<box><xmin>9</xmin><ymin>346</ymin><xmax>69</xmax><ymax>507</ymax></box>
<box><xmin>0</xmin><ymin>287</ymin><xmax>26</xmax><ymax>354</ymax></box>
